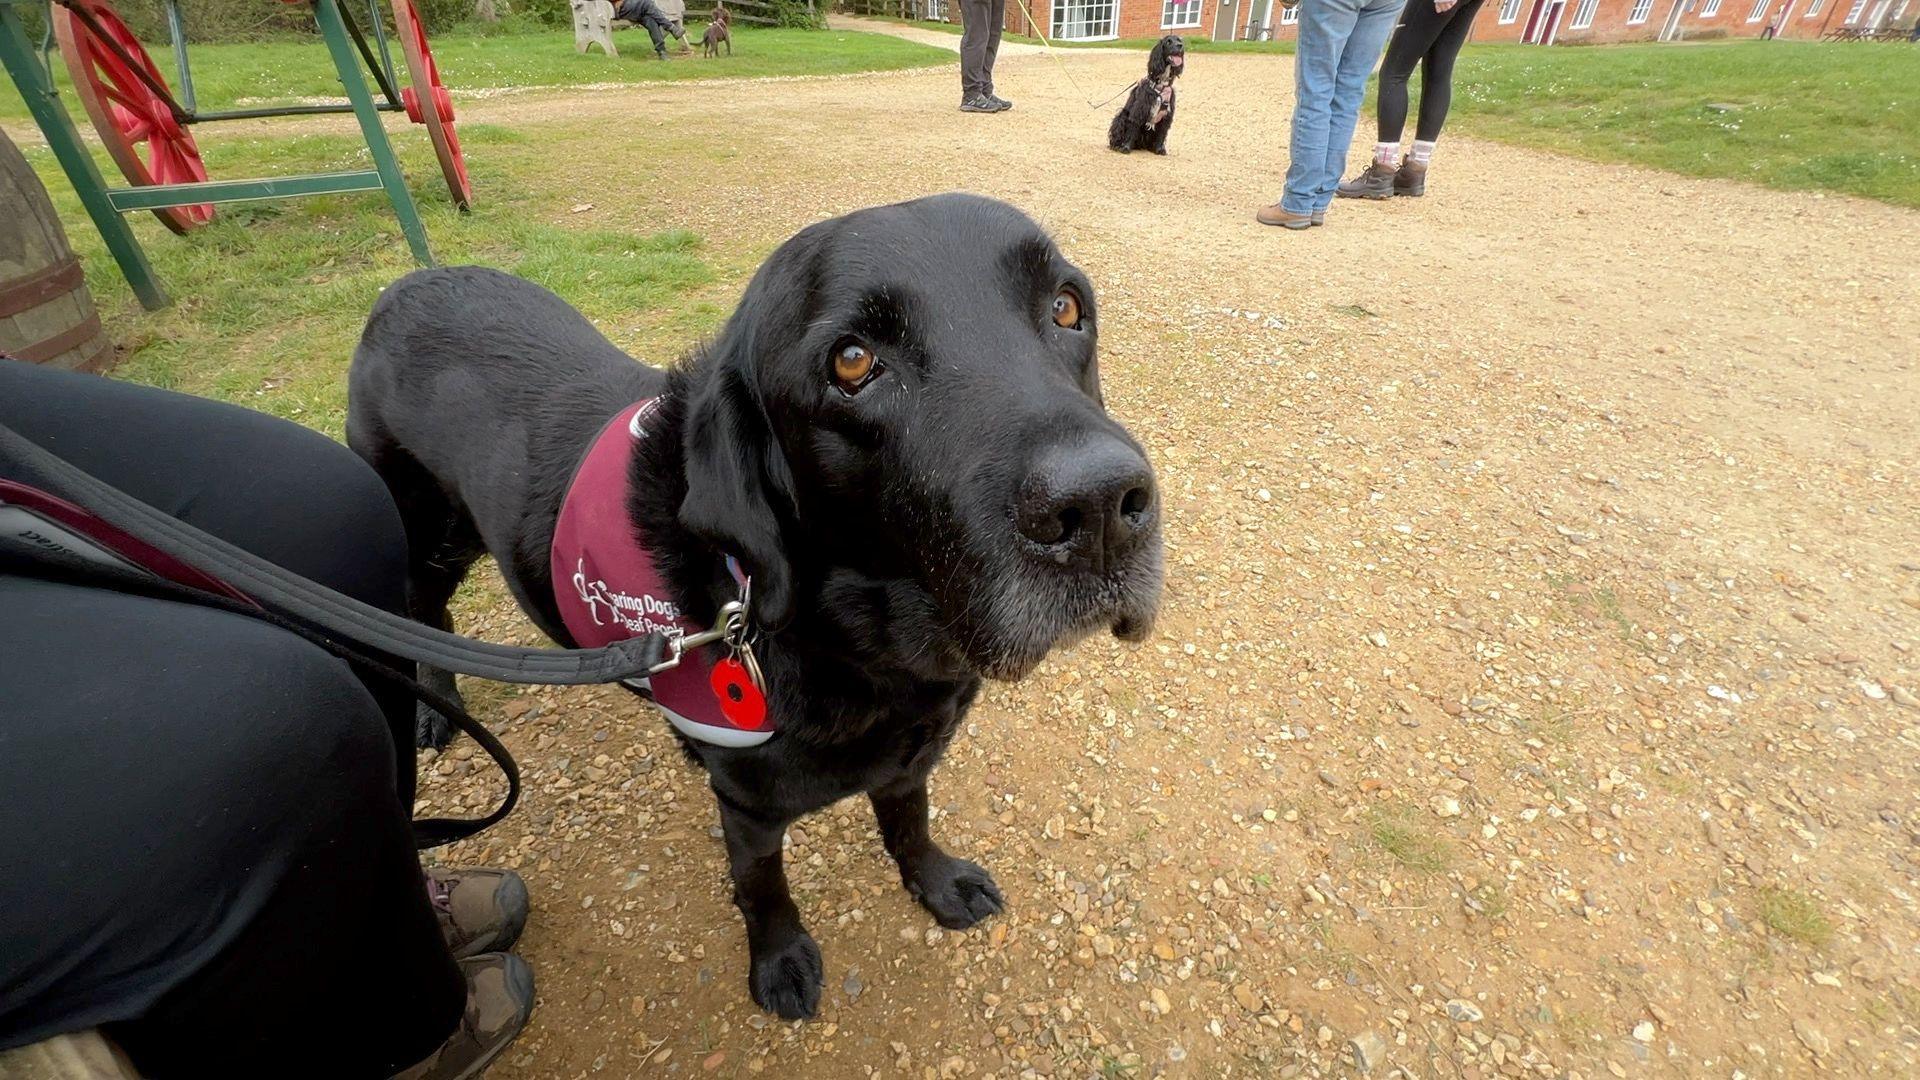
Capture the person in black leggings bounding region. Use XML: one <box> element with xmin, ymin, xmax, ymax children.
<box><xmin>0</xmin><ymin>359</ymin><xmax>532</xmax><ymax>1079</ymax></box>
<box><xmin>1336</xmin><ymin>0</ymin><xmax>1485</xmax><ymax>200</ymax></box>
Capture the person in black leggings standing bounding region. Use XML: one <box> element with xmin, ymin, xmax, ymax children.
<box><xmin>1336</xmin><ymin>0</ymin><xmax>1484</xmax><ymax>200</ymax></box>
<box><xmin>0</xmin><ymin>359</ymin><xmax>534</xmax><ymax>1078</ymax></box>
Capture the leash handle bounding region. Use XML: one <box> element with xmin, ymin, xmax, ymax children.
<box><xmin>0</xmin><ymin>530</ymin><xmax>519</xmax><ymax>848</ymax></box>
<box><xmin>0</xmin><ymin>419</ymin><xmax>668</xmax><ymax>685</ymax></box>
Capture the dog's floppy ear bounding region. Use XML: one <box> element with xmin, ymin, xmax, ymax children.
<box><xmin>679</xmin><ymin>342</ymin><xmax>801</xmax><ymax>631</ymax></box>
<box><xmin>1149</xmin><ymin>37</ymin><xmax>1169</xmax><ymax>77</ymax></box>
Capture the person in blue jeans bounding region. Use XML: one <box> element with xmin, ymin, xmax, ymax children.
<box><xmin>1257</xmin><ymin>0</ymin><xmax>1407</xmax><ymax>230</ymax></box>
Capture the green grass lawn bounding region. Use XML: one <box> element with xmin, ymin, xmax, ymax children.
<box><xmin>0</xmin><ymin>25</ymin><xmax>951</xmax><ymax>123</ymax></box>
<box><xmin>1449</xmin><ymin>39</ymin><xmax>1920</xmax><ymax>209</ymax></box>
<box><xmin>8</xmin><ymin>123</ymin><xmax>741</xmax><ymax>439</ymax></box>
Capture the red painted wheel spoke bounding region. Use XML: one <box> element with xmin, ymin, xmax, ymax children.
<box><xmin>56</xmin><ymin>1</ymin><xmax>211</xmax><ymax>233</ymax></box>
<box><xmin>98</xmin><ymin>82</ymin><xmax>155</xmax><ymax>123</ymax></box>
<box><xmin>392</xmin><ymin>0</ymin><xmax>471</xmax><ymax>208</ymax></box>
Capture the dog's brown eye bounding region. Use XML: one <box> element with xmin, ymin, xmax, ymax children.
<box><xmin>833</xmin><ymin>342</ymin><xmax>878</xmax><ymax>392</ymax></box>
<box><xmin>1052</xmin><ymin>289</ymin><xmax>1083</xmax><ymax>329</ymax></box>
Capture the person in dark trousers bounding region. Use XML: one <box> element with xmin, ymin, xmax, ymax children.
<box><xmin>1336</xmin><ymin>0</ymin><xmax>1484</xmax><ymax>200</ymax></box>
<box><xmin>960</xmin><ymin>0</ymin><xmax>1011</xmax><ymax>113</ymax></box>
<box><xmin>614</xmin><ymin>0</ymin><xmax>691</xmax><ymax>59</ymax></box>
<box><xmin>0</xmin><ymin>359</ymin><xmax>534</xmax><ymax>1079</ymax></box>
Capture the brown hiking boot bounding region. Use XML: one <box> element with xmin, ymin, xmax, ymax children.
<box><xmin>1395</xmin><ymin>161</ymin><xmax>1428</xmax><ymax>197</ymax></box>
<box><xmin>1255</xmin><ymin>203</ymin><xmax>1315</xmax><ymax>230</ymax></box>
<box><xmin>1336</xmin><ymin>162</ymin><xmax>1398</xmax><ymax>200</ymax></box>
<box><xmin>392</xmin><ymin>954</ymin><xmax>535</xmax><ymax>1080</ymax></box>
<box><xmin>427</xmin><ymin>867</ymin><xmax>529</xmax><ymax>960</ymax></box>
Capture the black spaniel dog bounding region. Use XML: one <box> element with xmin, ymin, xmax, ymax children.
<box><xmin>1108</xmin><ymin>34</ymin><xmax>1185</xmax><ymax>155</ymax></box>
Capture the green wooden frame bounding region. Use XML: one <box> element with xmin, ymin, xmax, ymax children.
<box><xmin>0</xmin><ymin>0</ymin><xmax>435</xmax><ymax>312</ymax></box>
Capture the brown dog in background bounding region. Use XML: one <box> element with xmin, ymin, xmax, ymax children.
<box><xmin>701</xmin><ymin>1</ymin><xmax>730</xmax><ymax>56</ymax></box>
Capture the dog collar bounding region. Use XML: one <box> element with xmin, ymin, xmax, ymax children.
<box><xmin>550</xmin><ymin>398</ymin><xmax>775</xmax><ymax>748</ymax></box>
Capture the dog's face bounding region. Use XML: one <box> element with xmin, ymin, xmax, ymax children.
<box><xmin>679</xmin><ymin>195</ymin><xmax>1163</xmax><ymax>680</ymax></box>
<box><xmin>1151</xmin><ymin>35</ymin><xmax>1186</xmax><ymax>79</ymax></box>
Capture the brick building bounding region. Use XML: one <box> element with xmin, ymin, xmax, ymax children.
<box><xmin>969</xmin><ymin>0</ymin><xmax>1914</xmax><ymax>44</ymax></box>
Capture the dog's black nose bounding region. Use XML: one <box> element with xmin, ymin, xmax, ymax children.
<box><xmin>1016</xmin><ymin>438</ymin><xmax>1156</xmax><ymax>572</ymax></box>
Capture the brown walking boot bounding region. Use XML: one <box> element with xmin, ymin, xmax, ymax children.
<box><xmin>1336</xmin><ymin>162</ymin><xmax>1398</xmax><ymax>200</ymax></box>
<box><xmin>427</xmin><ymin>867</ymin><xmax>529</xmax><ymax>960</ymax></box>
<box><xmin>392</xmin><ymin>954</ymin><xmax>535</xmax><ymax>1080</ymax></box>
<box><xmin>1255</xmin><ymin>203</ymin><xmax>1315</xmax><ymax>230</ymax></box>
<box><xmin>1395</xmin><ymin>160</ymin><xmax>1428</xmax><ymax>197</ymax></box>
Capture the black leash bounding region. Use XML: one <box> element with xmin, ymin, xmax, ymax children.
<box><xmin>0</xmin><ymin>418</ymin><xmax>674</xmax><ymax>848</ymax></box>
<box><xmin>0</xmin><ymin>421</ymin><xmax>667</xmax><ymax>685</ymax></box>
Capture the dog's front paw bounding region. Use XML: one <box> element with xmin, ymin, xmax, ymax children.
<box><xmin>749</xmin><ymin>932</ymin><xmax>824</xmax><ymax>1020</ymax></box>
<box><xmin>1154</xmin><ymin>148</ymin><xmax>1169</xmax><ymax>156</ymax></box>
<box><xmin>905</xmin><ymin>855</ymin><xmax>1006</xmax><ymax>930</ymax></box>
<box><xmin>415</xmin><ymin>701</ymin><xmax>454</xmax><ymax>750</ymax></box>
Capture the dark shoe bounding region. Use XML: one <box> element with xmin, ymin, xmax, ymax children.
<box><xmin>1395</xmin><ymin>161</ymin><xmax>1428</xmax><ymax>197</ymax></box>
<box><xmin>987</xmin><ymin>94</ymin><xmax>1013</xmax><ymax>112</ymax></box>
<box><xmin>428</xmin><ymin>867</ymin><xmax>529</xmax><ymax>960</ymax></box>
<box><xmin>959</xmin><ymin>95</ymin><xmax>996</xmax><ymax>113</ymax></box>
<box><xmin>392</xmin><ymin>954</ymin><xmax>535</xmax><ymax>1080</ymax></box>
<box><xmin>1255</xmin><ymin>203</ymin><xmax>1314</xmax><ymax>230</ymax></box>
<box><xmin>1336</xmin><ymin>162</ymin><xmax>1398</xmax><ymax>200</ymax></box>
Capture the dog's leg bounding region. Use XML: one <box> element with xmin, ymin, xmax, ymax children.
<box><xmin>359</xmin><ymin>439</ymin><xmax>481</xmax><ymax>748</ymax></box>
<box><xmin>719</xmin><ymin>800</ymin><xmax>823</xmax><ymax>1020</ymax></box>
<box><xmin>871</xmin><ymin>778</ymin><xmax>1006</xmax><ymax>930</ymax></box>
<box><xmin>405</xmin><ymin>538</ymin><xmax>478</xmax><ymax>749</ymax></box>
<box><xmin>1149</xmin><ymin>115</ymin><xmax>1172</xmax><ymax>156</ymax></box>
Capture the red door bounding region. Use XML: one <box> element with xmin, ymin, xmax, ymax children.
<box><xmin>1523</xmin><ymin>0</ymin><xmax>1565</xmax><ymax>40</ymax></box>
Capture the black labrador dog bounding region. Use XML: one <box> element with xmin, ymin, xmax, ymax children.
<box><xmin>347</xmin><ymin>194</ymin><xmax>1163</xmax><ymax>1020</ymax></box>
<box><xmin>1107</xmin><ymin>34</ymin><xmax>1185</xmax><ymax>155</ymax></box>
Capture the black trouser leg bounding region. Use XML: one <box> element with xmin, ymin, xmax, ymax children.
<box><xmin>1414</xmin><ymin>0</ymin><xmax>1481</xmax><ymax>143</ymax></box>
<box><xmin>0</xmin><ymin>579</ymin><xmax>465</xmax><ymax>1077</ymax></box>
<box><xmin>0</xmin><ymin>360</ymin><xmax>461</xmax><ymax>1075</ymax></box>
<box><xmin>1375</xmin><ymin>5</ymin><xmax>1441</xmax><ymax>145</ymax></box>
<box><xmin>984</xmin><ymin>0</ymin><xmax>1005</xmax><ymax>96</ymax></box>
<box><xmin>0</xmin><ymin>359</ymin><xmax>418</xmax><ymax>804</ymax></box>
<box><xmin>960</xmin><ymin>0</ymin><xmax>994</xmax><ymax>99</ymax></box>
<box><xmin>1375</xmin><ymin>0</ymin><xmax>1483</xmax><ymax>145</ymax></box>
<box><xmin>642</xmin><ymin>12</ymin><xmax>669</xmax><ymax>51</ymax></box>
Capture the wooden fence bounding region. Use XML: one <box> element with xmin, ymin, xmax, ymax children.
<box><xmin>687</xmin><ymin>0</ymin><xmax>787</xmax><ymax>26</ymax></box>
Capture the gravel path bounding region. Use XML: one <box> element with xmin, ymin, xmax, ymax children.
<box><xmin>392</xmin><ymin>27</ymin><xmax>1919</xmax><ymax>1079</ymax></box>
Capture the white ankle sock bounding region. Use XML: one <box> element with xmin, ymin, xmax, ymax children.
<box><xmin>1409</xmin><ymin>140</ymin><xmax>1436</xmax><ymax>166</ymax></box>
<box><xmin>1374</xmin><ymin>142</ymin><xmax>1401</xmax><ymax>168</ymax></box>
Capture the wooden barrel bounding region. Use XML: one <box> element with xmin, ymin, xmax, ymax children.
<box><xmin>1</xmin><ymin>128</ymin><xmax>114</xmax><ymax>373</ymax></box>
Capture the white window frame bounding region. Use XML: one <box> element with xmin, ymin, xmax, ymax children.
<box><xmin>1804</xmin><ymin>0</ymin><xmax>1823</xmax><ymax>14</ymax></box>
<box><xmin>1746</xmin><ymin>0</ymin><xmax>1769</xmax><ymax>19</ymax></box>
<box><xmin>1569</xmin><ymin>0</ymin><xmax>1599</xmax><ymax>25</ymax></box>
<box><xmin>1700</xmin><ymin>0</ymin><xmax>1722</xmax><ymax>15</ymax></box>
<box><xmin>1843</xmin><ymin>0</ymin><xmax>1867</xmax><ymax>21</ymax></box>
<box><xmin>1280</xmin><ymin>3</ymin><xmax>1299</xmax><ymax>23</ymax></box>
<box><xmin>1498</xmin><ymin>0</ymin><xmax>1524</xmax><ymax>21</ymax></box>
<box><xmin>1053</xmin><ymin>0</ymin><xmax>1119</xmax><ymax>40</ymax></box>
<box><xmin>1628</xmin><ymin>0</ymin><xmax>1654</xmax><ymax>21</ymax></box>
<box><xmin>1161</xmin><ymin>0</ymin><xmax>1203</xmax><ymax>29</ymax></box>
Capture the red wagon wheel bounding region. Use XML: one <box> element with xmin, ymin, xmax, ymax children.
<box><xmin>390</xmin><ymin>0</ymin><xmax>472</xmax><ymax>210</ymax></box>
<box><xmin>53</xmin><ymin>0</ymin><xmax>212</xmax><ymax>234</ymax></box>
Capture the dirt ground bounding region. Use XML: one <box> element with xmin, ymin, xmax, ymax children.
<box><xmin>398</xmin><ymin>21</ymin><xmax>1920</xmax><ymax>1079</ymax></box>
